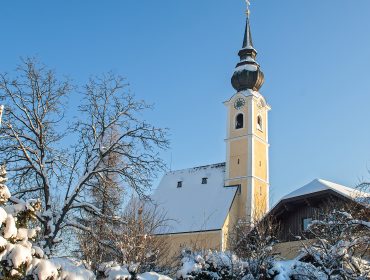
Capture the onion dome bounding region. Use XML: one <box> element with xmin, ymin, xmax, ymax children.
<box><xmin>231</xmin><ymin>9</ymin><xmax>264</xmax><ymax>92</ymax></box>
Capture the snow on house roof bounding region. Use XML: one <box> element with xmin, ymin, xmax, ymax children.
<box><xmin>281</xmin><ymin>178</ymin><xmax>369</xmax><ymax>201</ymax></box>
<box><xmin>150</xmin><ymin>163</ymin><xmax>238</xmax><ymax>234</ymax></box>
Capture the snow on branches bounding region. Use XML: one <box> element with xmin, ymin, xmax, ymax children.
<box><xmin>0</xmin><ymin>59</ymin><xmax>169</xmax><ymax>254</ymax></box>
<box><xmin>0</xmin><ymin>164</ymin><xmax>56</xmax><ymax>279</ymax></box>
<box><xmin>0</xmin><ymin>164</ymin><xmax>94</xmax><ymax>279</ymax></box>
<box><xmin>97</xmin><ymin>262</ymin><xmax>172</xmax><ymax>280</ymax></box>
<box><xmin>177</xmin><ymin>250</ymin><xmax>246</xmax><ymax>280</ymax></box>
<box><xmin>300</xmin><ymin>206</ymin><xmax>370</xmax><ymax>279</ymax></box>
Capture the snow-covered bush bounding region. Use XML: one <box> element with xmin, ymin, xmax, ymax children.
<box><xmin>176</xmin><ymin>249</ymin><xmax>335</xmax><ymax>280</ymax></box>
<box><xmin>51</xmin><ymin>258</ymin><xmax>95</xmax><ymax>280</ymax></box>
<box><xmin>176</xmin><ymin>250</ymin><xmax>249</xmax><ymax>280</ymax></box>
<box><xmin>229</xmin><ymin>217</ymin><xmax>279</xmax><ymax>279</ymax></box>
<box><xmin>300</xmin><ymin>207</ymin><xmax>370</xmax><ymax>279</ymax></box>
<box><xmin>270</xmin><ymin>260</ymin><xmax>327</xmax><ymax>280</ymax></box>
<box><xmin>97</xmin><ymin>261</ymin><xmax>172</xmax><ymax>280</ymax></box>
<box><xmin>176</xmin><ymin>217</ymin><xmax>280</xmax><ymax>280</ymax></box>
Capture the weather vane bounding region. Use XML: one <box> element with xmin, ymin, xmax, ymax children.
<box><xmin>245</xmin><ymin>0</ymin><xmax>251</xmax><ymax>18</ymax></box>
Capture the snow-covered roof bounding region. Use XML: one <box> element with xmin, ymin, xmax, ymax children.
<box><xmin>268</xmin><ymin>178</ymin><xmax>370</xmax><ymax>217</ymax></box>
<box><xmin>281</xmin><ymin>178</ymin><xmax>369</xmax><ymax>201</ymax></box>
<box><xmin>151</xmin><ymin>163</ymin><xmax>238</xmax><ymax>234</ymax></box>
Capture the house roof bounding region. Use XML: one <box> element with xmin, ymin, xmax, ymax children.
<box><xmin>150</xmin><ymin>163</ymin><xmax>238</xmax><ymax>234</ymax></box>
<box><xmin>282</xmin><ymin>179</ymin><xmax>364</xmax><ymax>200</ymax></box>
<box><xmin>270</xmin><ymin>178</ymin><xmax>370</xmax><ymax>214</ymax></box>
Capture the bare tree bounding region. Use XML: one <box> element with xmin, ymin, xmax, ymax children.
<box><xmin>88</xmin><ymin>197</ymin><xmax>171</xmax><ymax>277</ymax></box>
<box><xmin>76</xmin><ymin>126</ymin><xmax>123</xmax><ymax>268</ymax></box>
<box><xmin>0</xmin><ymin>58</ymin><xmax>169</xmax><ymax>255</ymax></box>
<box><xmin>114</xmin><ymin>198</ymin><xmax>171</xmax><ymax>272</ymax></box>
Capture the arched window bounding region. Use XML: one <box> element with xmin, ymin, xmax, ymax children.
<box><xmin>235</xmin><ymin>113</ymin><xmax>244</xmax><ymax>129</ymax></box>
<box><xmin>257</xmin><ymin>115</ymin><xmax>263</xmax><ymax>131</ymax></box>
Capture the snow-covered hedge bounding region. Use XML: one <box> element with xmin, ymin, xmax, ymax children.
<box><xmin>176</xmin><ymin>250</ymin><xmax>326</xmax><ymax>280</ymax></box>
<box><xmin>176</xmin><ymin>249</ymin><xmax>287</xmax><ymax>280</ymax></box>
<box><xmin>270</xmin><ymin>260</ymin><xmax>327</xmax><ymax>280</ymax></box>
<box><xmin>177</xmin><ymin>250</ymin><xmax>246</xmax><ymax>279</ymax></box>
<box><xmin>98</xmin><ymin>262</ymin><xmax>172</xmax><ymax>280</ymax></box>
<box><xmin>176</xmin><ymin>248</ymin><xmax>369</xmax><ymax>280</ymax></box>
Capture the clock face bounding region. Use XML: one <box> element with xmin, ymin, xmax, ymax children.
<box><xmin>234</xmin><ymin>98</ymin><xmax>245</xmax><ymax>110</ymax></box>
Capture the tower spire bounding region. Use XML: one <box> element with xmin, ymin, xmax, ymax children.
<box><xmin>231</xmin><ymin>0</ymin><xmax>264</xmax><ymax>92</ymax></box>
<box><xmin>243</xmin><ymin>0</ymin><xmax>253</xmax><ymax>49</ymax></box>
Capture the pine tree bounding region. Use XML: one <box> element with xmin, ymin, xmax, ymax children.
<box><xmin>0</xmin><ymin>164</ymin><xmax>60</xmax><ymax>279</ymax></box>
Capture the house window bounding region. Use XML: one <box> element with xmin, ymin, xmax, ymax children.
<box><xmin>202</xmin><ymin>177</ymin><xmax>208</xmax><ymax>184</ymax></box>
<box><xmin>235</xmin><ymin>114</ymin><xmax>243</xmax><ymax>129</ymax></box>
<box><xmin>302</xmin><ymin>218</ymin><xmax>313</xmax><ymax>230</ymax></box>
<box><xmin>257</xmin><ymin>115</ymin><xmax>263</xmax><ymax>131</ymax></box>
<box><xmin>177</xmin><ymin>181</ymin><xmax>182</xmax><ymax>188</ymax></box>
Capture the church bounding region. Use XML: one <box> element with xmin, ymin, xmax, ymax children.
<box><xmin>151</xmin><ymin>4</ymin><xmax>365</xmax><ymax>259</ymax></box>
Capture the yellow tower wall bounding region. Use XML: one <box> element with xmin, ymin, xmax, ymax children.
<box><xmin>224</xmin><ymin>91</ymin><xmax>270</xmax><ymax>226</ymax></box>
<box><xmin>229</xmin><ymin>139</ymin><xmax>248</xmax><ymax>179</ymax></box>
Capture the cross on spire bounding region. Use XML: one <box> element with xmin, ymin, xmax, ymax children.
<box><xmin>245</xmin><ymin>0</ymin><xmax>251</xmax><ymax>18</ymax></box>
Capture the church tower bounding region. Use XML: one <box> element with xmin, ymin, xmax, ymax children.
<box><xmin>224</xmin><ymin>4</ymin><xmax>270</xmax><ymax>222</ymax></box>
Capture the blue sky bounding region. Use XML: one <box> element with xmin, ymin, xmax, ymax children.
<box><xmin>1</xmin><ymin>1</ymin><xmax>370</xmax><ymax>204</ymax></box>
